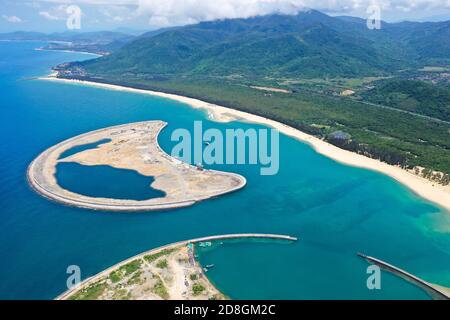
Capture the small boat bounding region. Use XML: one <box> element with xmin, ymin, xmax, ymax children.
<box><xmin>206</xmin><ymin>264</ymin><xmax>215</xmax><ymax>268</ymax></box>
<box><xmin>203</xmin><ymin>268</ymin><xmax>208</xmax><ymax>273</ymax></box>
<box><xmin>199</xmin><ymin>241</ymin><xmax>212</xmax><ymax>247</ymax></box>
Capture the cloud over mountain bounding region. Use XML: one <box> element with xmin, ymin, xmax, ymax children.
<box><xmin>35</xmin><ymin>0</ymin><xmax>450</xmax><ymax>25</ymax></box>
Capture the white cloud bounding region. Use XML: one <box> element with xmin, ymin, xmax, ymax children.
<box><xmin>39</xmin><ymin>11</ymin><xmax>61</xmax><ymax>20</ymax></box>
<box><xmin>38</xmin><ymin>0</ymin><xmax>136</xmax><ymax>4</ymax></box>
<box><xmin>137</xmin><ymin>0</ymin><xmax>306</xmax><ymax>27</ymax></box>
<box><xmin>32</xmin><ymin>0</ymin><xmax>450</xmax><ymax>12</ymax></box>
<box><xmin>2</xmin><ymin>15</ymin><xmax>23</xmax><ymax>23</ymax></box>
<box><xmin>135</xmin><ymin>0</ymin><xmax>450</xmax><ymax>26</ymax></box>
<box><xmin>38</xmin><ymin>4</ymin><xmax>79</xmax><ymax>21</ymax></box>
<box><xmin>28</xmin><ymin>0</ymin><xmax>450</xmax><ymax>27</ymax></box>
<box><xmin>99</xmin><ymin>4</ymin><xmax>135</xmax><ymax>23</ymax></box>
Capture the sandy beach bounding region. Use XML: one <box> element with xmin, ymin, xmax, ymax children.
<box><xmin>39</xmin><ymin>75</ymin><xmax>450</xmax><ymax>211</ymax></box>
<box><xmin>34</xmin><ymin>48</ymin><xmax>102</xmax><ymax>57</ymax></box>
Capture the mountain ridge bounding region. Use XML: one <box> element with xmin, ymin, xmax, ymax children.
<box><xmin>71</xmin><ymin>10</ymin><xmax>449</xmax><ymax>78</ymax></box>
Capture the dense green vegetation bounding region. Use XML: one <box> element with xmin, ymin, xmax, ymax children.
<box><xmin>362</xmin><ymin>79</ymin><xmax>450</xmax><ymax>121</ymax></box>
<box><xmin>75</xmin><ymin>11</ymin><xmax>449</xmax><ymax>79</ymax></box>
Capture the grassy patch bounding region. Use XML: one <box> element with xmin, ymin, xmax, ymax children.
<box><xmin>144</xmin><ymin>248</ymin><xmax>177</xmax><ymax>263</ymax></box>
<box><xmin>190</xmin><ymin>274</ymin><xmax>198</xmax><ymax>281</ymax></box>
<box><xmin>192</xmin><ymin>283</ymin><xmax>206</xmax><ymax>296</ymax></box>
<box><xmin>112</xmin><ymin>288</ymin><xmax>131</xmax><ymax>300</ymax></box>
<box><xmin>127</xmin><ymin>270</ymin><xmax>143</xmax><ymax>286</ymax></box>
<box><xmin>109</xmin><ymin>259</ymin><xmax>142</xmax><ymax>283</ymax></box>
<box><xmin>152</xmin><ymin>276</ymin><xmax>169</xmax><ymax>299</ymax></box>
<box><xmin>69</xmin><ymin>281</ymin><xmax>108</xmax><ymax>300</ymax></box>
<box><xmin>156</xmin><ymin>259</ymin><xmax>168</xmax><ymax>269</ymax></box>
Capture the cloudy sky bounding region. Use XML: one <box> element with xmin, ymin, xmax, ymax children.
<box><xmin>1</xmin><ymin>0</ymin><xmax>449</xmax><ymax>33</ymax></box>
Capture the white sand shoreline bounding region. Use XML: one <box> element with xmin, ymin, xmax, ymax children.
<box><xmin>38</xmin><ymin>75</ymin><xmax>450</xmax><ymax>211</ymax></box>
<box><xmin>34</xmin><ymin>47</ymin><xmax>102</xmax><ymax>57</ymax></box>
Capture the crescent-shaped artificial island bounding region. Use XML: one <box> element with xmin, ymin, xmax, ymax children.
<box><xmin>27</xmin><ymin>121</ymin><xmax>246</xmax><ymax>211</ymax></box>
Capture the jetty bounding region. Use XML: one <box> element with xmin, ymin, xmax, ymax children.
<box><xmin>57</xmin><ymin>233</ymin><xmax>297</xmax><ymax>300</ymax></box>
<box><xmin>27</xmin><ymin>121</ymin><xmax>246</xmax><ymax>212</ymax></box>
<box><xmin>358</xmin><ymin>253</ymin><xmax>450</xmax><ymax>300</ymax></box>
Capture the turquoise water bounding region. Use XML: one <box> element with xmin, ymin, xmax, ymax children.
<box><xmin>55</xmin><ymin>162</ymin><xmax>165</xmax><ymax>200</ymax></box>
<box><xmin>0</xmin><ymin>41</ymin><xmax>449</xmax><ymax>300</ymax></box>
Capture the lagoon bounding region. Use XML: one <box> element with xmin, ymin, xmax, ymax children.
<box><xmin>55</xmin><ymin>162</ymin><xmax>165</xmax><ymax>201</ymax></box>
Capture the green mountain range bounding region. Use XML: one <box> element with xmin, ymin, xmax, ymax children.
<box><xmin>73</xmin><ymin>10</ymin><xmax>449</xmax><ymax>78</ymax></box>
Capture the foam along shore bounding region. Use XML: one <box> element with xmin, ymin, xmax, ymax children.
<box><xmin>57</xmin><ymin>234</ymin><xmax>297</xmax><ymax>300</ymax></box>
<box><xmin>38</xmin><ymin>75</ymin><xmax>450</xmax><ymax>211</ymax></box>
<box><xmin>28</xmin><ymin>121</ymin><xmax>246</xmax><ymax>212</ymax></box>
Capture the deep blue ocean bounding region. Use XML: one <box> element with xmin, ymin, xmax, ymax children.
<box><xmin>0</xmin><ymin>41</ymin><xmax>449</xmax><ymax>299</ymax></box>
